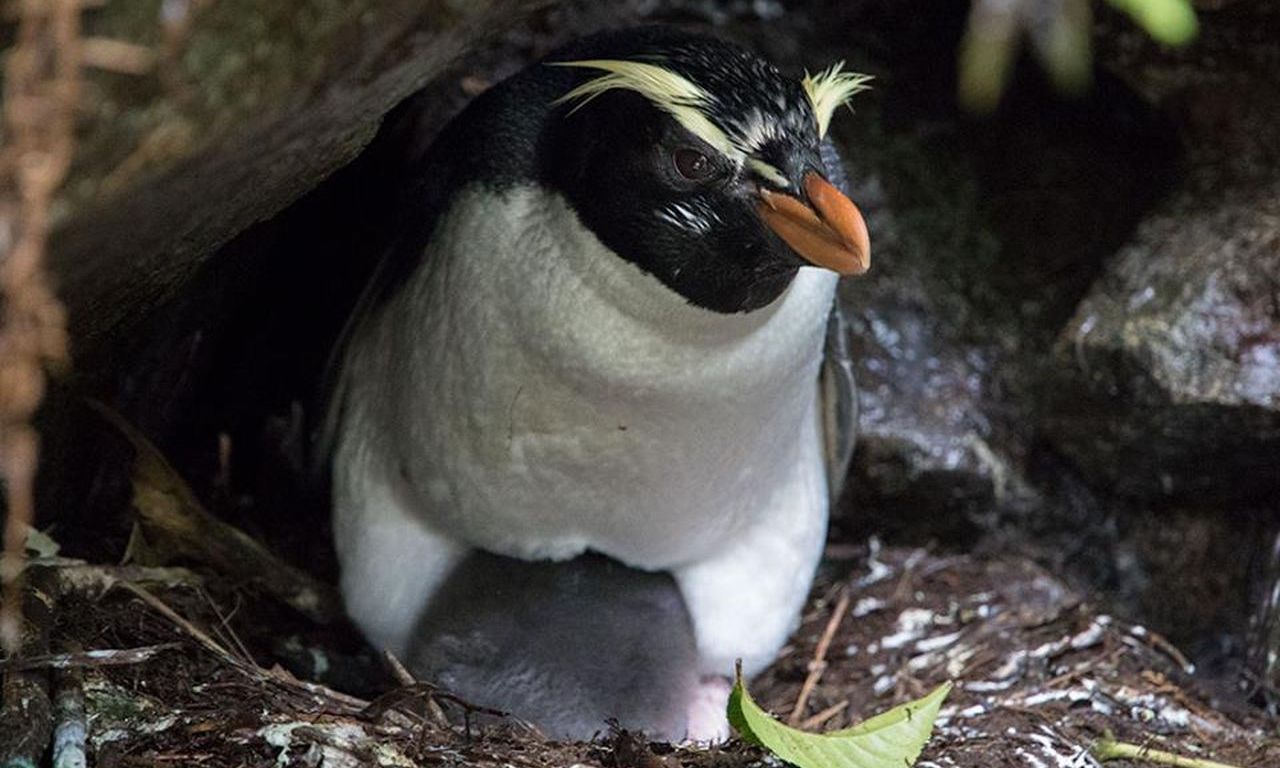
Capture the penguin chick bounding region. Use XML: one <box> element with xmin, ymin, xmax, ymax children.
<box><xmin>407</xmin><ymin>552</ymin><xmax>697</xmax><ymax>742</ymax></box>
<box><xmin>326</xmin><ymin>26</ymin><xmax>868</xmax><ymax>739</ymax></box>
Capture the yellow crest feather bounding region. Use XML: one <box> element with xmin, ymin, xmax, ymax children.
<box><xmin>550</xmin><ymin>59</ymin><xmax>739</xmax><ymax>159</ymax></box>
<box><xmin>801</xmin><ymin>62</ymin><xmax>872</xmax><ymax>137</ymax></box>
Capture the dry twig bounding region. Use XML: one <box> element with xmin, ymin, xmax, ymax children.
<box><xmin>383</xmin><ymin>649</ymin><xmax>418</xmax><ymax>688</ymax></box>
<box><xmin>798</xmin><ymin>699</ymin><xmax>849</xmax><ymax>731</ymax></box>
<box><xmin>116</xmin><ymin>581</ymin><xmax>247</xmax><ymax>672</ymax></box>
<box><xmin>50</xmin><ymin>661</ymin><xmax>86</xmax><ymax>768</ymax></box>
<box><xmin>382</xmin><ymin>650</ymin><xmax>451</xmax><ymax>728</ymax></box>
<box><xmin>3</xmin><ymin>642</ymin><xmax>181</xmax><ymax>671</ymax></box>
<box><xmin>116</xmin><ymin>580</ymin><xmax>377</xmax><ymax>720</ymax></box>
<box><xmin>789</xmin><ymin>585</ymin><xmax>851</xmax><ymax>724</ymax></box>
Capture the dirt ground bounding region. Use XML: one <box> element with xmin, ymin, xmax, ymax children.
<box><xmin>9</xmin><ymin>540</ymin><xmax>1273</xmax><ymax>767</ymax></box>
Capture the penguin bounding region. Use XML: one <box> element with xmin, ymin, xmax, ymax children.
<box><xmin>324</xmin><ymin>26</ymin><xmax>868</xmax><ymax>741</ymax></box>
<box><xmin>407</xmin><ymin>551</ymin><xmax>698</xmax><ymax>742</ymax></box>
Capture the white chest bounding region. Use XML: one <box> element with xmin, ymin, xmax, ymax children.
<box><xmin>346</xmin><ymin>185</ymin><xmax>837</xmax><ymax>567</ymax></box>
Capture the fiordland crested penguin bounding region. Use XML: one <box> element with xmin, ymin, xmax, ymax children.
<box><xmin>325</xmin><ymin>27</ymin><xmax>870</xmax><ymax>741</ymax></box>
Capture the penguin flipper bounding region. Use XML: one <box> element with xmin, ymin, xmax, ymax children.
<box><xmin>821</xmin><ymin>301</ymin><xmax>857</xmax><ymax>503</ymax></box>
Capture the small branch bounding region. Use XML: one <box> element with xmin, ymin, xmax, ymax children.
<box><xmin>1091</xmin><ymin>734</ymin><xmax>1245</xmax><ymax>768</ymax></box>
<box><xmin>46</xmin><ymin>562</ymin><xmax>201</xmax><ymax>595</ymax></box>
<box><xmin>789</xmin><ymin>586</ymin><xmax>851</xmax><ymax>724</ymax></box>
<box><xmin>363</xmin><ymin>682</ymin><xmax>506</xmax><ymax>725</ymax></box>
<box><xmin>4</xmin><ymin>643</ymin><xmax>180</xmax><ymax>671</ymax></box>
<box><xmin>798</xmin><ymin>699</ymin><xmax>848</xmax><ymax>731</ymax></box>
<box><xmin>380</xmin><ymin>650</ymin><xmax>450</xmax><ymax>728</ymax></box>
<box><xmin>382</xmin><ymin>649</ymin><xmax>417</xmax><ymax>688</ymax></box>
<box><xmin>117</xmin><ymin>581</ymin><xmax>244</xmax><ymax>670</ymax></box>
<box><xmin>118</xmin><ymin>581</ymin><xmax>373</xmax><ymax>718</ymax></box>
<box><xmin>51</xmin><ymin>663</ymin><xmax>86</xmax><ymax>768</ymax></box>
<box><xmin>1140</xmin><ymin>628</ymin><xmax>1196</xmax><ymax>675</ymax></box>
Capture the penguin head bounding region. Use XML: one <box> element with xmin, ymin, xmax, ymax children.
<box><xmin>540</xmin><ymin>30</ymin><xmax>871</xmax><ymax>313</ymax></box>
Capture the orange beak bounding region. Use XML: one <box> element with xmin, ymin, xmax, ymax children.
<box><xmin>757</xmin><ymin>172</ymin><xmax>870</xmax><ymax>275</ymax></box>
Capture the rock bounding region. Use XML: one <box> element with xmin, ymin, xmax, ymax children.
<box><xmin>1039</xmin><ymin>4</ymin><xmax>1280</xmax><ymax>687</ymax></box>
<box><xmin>833</xmin><ymin>209</ymin><xmax>1011</xmax><ymax>542</ymax></box>
<box><xmin>1044</xmin><ymin>180</ymin><xmax>1280</xmax><ymax>502</ymax></box>
<box><xmin>1252</xmin><ymin>530</ymin><xmax>1280</xmax><ymax>696</ymax></box>
<box><xmin>1043</xmin><ymin>6</ymin><xmax>1280</xmax><ymax>503</ymax></box>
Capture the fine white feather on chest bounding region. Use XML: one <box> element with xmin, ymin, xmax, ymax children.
<box><xmin>337</xmin><ymin>184</ymin><xmax>837</xmax><ymax>570</ymax></box>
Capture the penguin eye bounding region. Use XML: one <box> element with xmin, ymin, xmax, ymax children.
<box><xmin>673</xmin><ymin>148</ymin><xmax>714</xmax><ymax>181</ymax></box>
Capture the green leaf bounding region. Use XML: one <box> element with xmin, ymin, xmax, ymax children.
<box><xmin>1105</xmin><ymin>0</ymin><xmax>1199</xmax><ymax>46</ymax></box>
<box><xmin>1092</xmin><ymin>731</ymin><xmax>1247</xmax><ymax>768</ymax></box>
<box><xmin>727</xmin><ymin>663</ymin><xmax>951</xmax><ymax>768</ymax></box>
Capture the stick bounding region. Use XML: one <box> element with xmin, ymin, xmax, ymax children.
<box><xmin>381</xmin><ymin>651</ymin><xmax>450</xmax><ymax>728</ymax></box>
<box><xmin>382</xmin><ymin>650</ymin><xmax>417</xmax><ymax>687</ymax></box>
<box><xmin>117</xmin><ymin>581</ymin><xmax>244</xmax><ymax>670</ymax></box>
<box><xmin>4</xmin><ymin>643</ymin><xmax>180</xmax><ymax>670</ymax></box>
<box><xmin>46</xmin><ymin>562</ymin><xmax>202</xmax><ymax>595</ymax></box>
<box><xmin>118</xmin><ymin>582</ymin><xmax>375</xmax><ymax>719</ymax></box>
<box><xmin>799</xmin><ymin>699</ymin><xmax>848</xmax><ymax>731</ymax></box>
<box><xmin>51</xmin><ymin>663</ymin><xmax>86</xmax><ymax>768</ymax></box>
<box><xmin>1144</xmin><ymin>629</ymin><xmax>1195</xmax><ymax>675</ymax></box>
<box><xmin>789</xmin><ymin>586</ymin><xmax>851</xmax><ymax>725</ymax></box>
<box><xmin>1092</xmin><ymin>734</ymin><xmax>1245</xmax><ymax>768</ymax></box>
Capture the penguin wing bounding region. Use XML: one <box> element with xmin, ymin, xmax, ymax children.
<box><xmin>821</xmin><ymin>301</ymin><xmax>858</xmax><ymax>503</ymax></box>
<box><xmin>819</xmin><ymin>138</ymin><xmax>858</xmax><ymax>503</ymax></box>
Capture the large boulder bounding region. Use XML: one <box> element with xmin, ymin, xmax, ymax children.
<box><xmin>1043</xmin><ymin>179</ymin><xmax>1280</xmax><ymax>502</ymax></box>
<box><xmin>1042</xmin><ymin>4</ymin><xmax>1280</xmax><ymax>504</ymax></box>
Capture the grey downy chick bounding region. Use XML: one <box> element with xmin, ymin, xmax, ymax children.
<box><xmin>406</xmin><ymin>551</ymin><xmax>698</xmax><ymax>742</ymax></box>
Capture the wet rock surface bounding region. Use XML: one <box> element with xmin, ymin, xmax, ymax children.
<box><xmin>1045</xmin><ymin>181</ymin><xmax>1280</xmax><ymax>502</ymax></box>
<box><xmin>1046</xmin><ymin>0</ymin><xmax>1280</xmax><ymax>504</ymax></box>
<box><xmin>1041</xmin><ymin>2</ymin><xmax>1280</xmax><ymax>686</ymax></box>
<box><xmin>1042</xmin><ymin>89</ymin><xmax>1280</xmax><ymax>503</ymax></box>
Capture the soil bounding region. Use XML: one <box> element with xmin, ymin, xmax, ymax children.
<box><xmin>20</xmin><ymin>543</ymin><xmax>1277</xmax><ymax>767</ymax></box>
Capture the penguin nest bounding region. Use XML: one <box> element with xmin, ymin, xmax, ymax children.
<box><xmin>15</xmin><ymin>540</ymin><xmax>1276</xmax><ymax>767</ymax></box>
